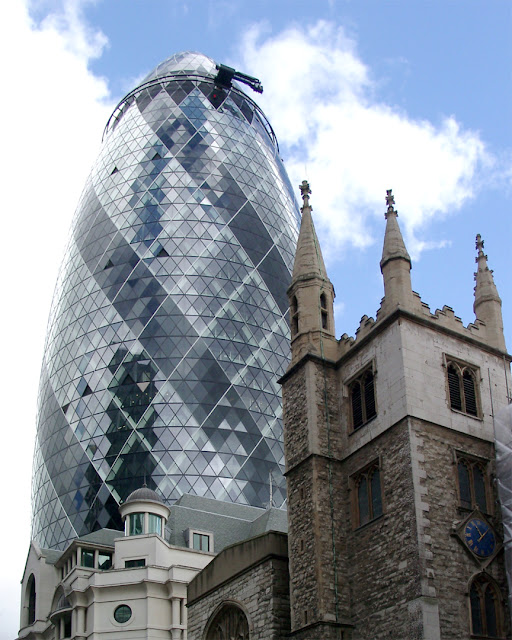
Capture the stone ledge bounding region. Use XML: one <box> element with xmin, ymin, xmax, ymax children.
<box><xmin>187</xmin><ymin>531</ymin><xmax>288</xmax><ymax>605</ymax></box>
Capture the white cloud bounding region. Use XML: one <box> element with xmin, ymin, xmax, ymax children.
<box><xmin>0</xmin><ymin>3</ymin><xmax>112</xmax><ymax>638</ymax></box>
<box><xmin>235</xmin><ymin>21</ymin><xmax>490</xmax><ymax>260</ymax></box>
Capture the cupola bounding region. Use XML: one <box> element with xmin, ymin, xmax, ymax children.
<box><xmin>119</xmin><ymin>486</ymin><xmax>170</xmax><ymax>538</ymax></box>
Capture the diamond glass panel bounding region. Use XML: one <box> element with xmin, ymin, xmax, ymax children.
<box><xmin>32</xmin><ymin>52</ymin><xmax>300</xmax><ymax>549</ymax></box>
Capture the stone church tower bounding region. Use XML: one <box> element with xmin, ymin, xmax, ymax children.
<box><xmin>281</xmin><ymin>184</ymin><xmax>511</xmax><ymax>639</ymax></box>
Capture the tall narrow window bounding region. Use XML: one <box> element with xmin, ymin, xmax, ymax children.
<box><xmin>457</xmin><ymin>454</ymin><xmax>489</xmax><ymax>512</ymax></box>
<box><xmin>320</xmin><ymin>292</ymin><xmax>328</xmax><ymax>330</ymax></box>
<box><xmin>291</xmin><ymin>296</ymin><xmax>299</xmax><ymax>336</ymax></box>
<box><xmin>469</xmin><ymin>575</ymin><xmax>502</xmax><ymax>638</ymax></box>
<box><xmin>27</xmin><ymin>575</ymin><xmax>36</xmax><ymax>625</ymax></box>
<box><xmin>129</xmin><ymin>512</ymin><xmax>144</xmax><ymax>536</ymax></box>
<box><xmin>354</xmin><ymin>462</ymin><xmax>383</xmax><ymax>527</ymax></box>
<box><xmin>349</xmin><ymin>365</ymin><xmax>377</xmax><ymax>430</ymax></box>
<box><xmin>81</xmin><ymin>549</ymin><xmax>95</xmax><ymax>568</ymax></box>
<box><xmin>446</xmin><ymin>359</ymin><xmax>479</xmax><ymax>417</ymax></box>
<box><xmin>148</xmin><ymin>513</ymin><xmax>163</xmax><ymax>536</ymax></box>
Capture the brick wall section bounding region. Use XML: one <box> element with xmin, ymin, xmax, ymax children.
<box><xmin>415</xmin><ymin>418</ymin><xmax>510</xmax><ymax>639</ymax></box>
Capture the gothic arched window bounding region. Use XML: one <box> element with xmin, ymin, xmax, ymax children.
<box><xmin>457</xmin><ymin>455</ymin><xmax>489</xmax><ymax>513</ymax></box>
<box><xmin>27</xmin><ymin>574</ymin><xmax>36</xmax><ymax>625</ymax></box>
<box><xmin>354</xmin><ymin>462</ymin><xmax>383</xmax><ymax>527</ymax></box>
<box><xmin>469</xmin><ymin>575</ymin><xmax>503</xmax><ymax>638</ymax></box>
<box><xmin>349</xmin><ymin>366</ymin><xmax>377</xmax><ymax>430</ymax></box>
<box><xmin>447</xmin><ymin>360</ymin><xmax>479</xmax><ymax>417</ymax></box>
<box><xmin>206</xmin><ymin>604</ymin><xmax>250</xmax><ymax>640</ymax></box>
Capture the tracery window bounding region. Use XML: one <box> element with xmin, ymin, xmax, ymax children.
<box><xmin>206</xmin><ymin>604</ymin><xmax>249</xmax><ymax>640</ymax></box>
<box><xmin>353</xmin><ymin>461</ymin><xmax>383</xmax><ymax>527</ymax></box>
<box><xmin>349</xmin><ymin>365</ymin><xmax>376</xmax><ymax>430</ymax></box>
<box><xmin>457</xmin><ymin>454</ymin><xmax>490</xmax><ymax>513</ymax></box>
<box><xmin>469</xmin><ymin>574</ymin><xmax>503</xmax><ymax>638</ymax></box>
<box><xmin>447</xmin><ymin>359</ymin><xmax>479</xmax><ymax>417</ymax></box>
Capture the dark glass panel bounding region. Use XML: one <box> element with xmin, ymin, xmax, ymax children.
<box><xmin>193</xmin><ymin>532</ymin><xmax>210</xmax><ymax>551</ymax></box>
<box><xmin>371</xmin><ymin>468</ymin><xmax>382</xmax><ymax>519</ymax></box>
<box><xmin>64</xmin><ymin>614</ymin><xmax>71</xmax><ymax>637</ymax></box>
<box><xmin>129</xmin><ymin>513</ymin><xmax>144</xmax><ymax>536</ymax></box>
<box><xmin>458</xmin><ymin>460</ymin><xmax>472</xmax><ymax>508</ymax></box>
<box><xmin>463</xmin><ymin>369</ymin><xmax>478</xmax><ymax>416</ymax></box>
<box><xmin>125</xmin><ymin>559</ymin><xmax>145</xmax><ymax>568</ymax></box>
<box><xmin>448</xmin><ymin>364</ymin><xmax>462</xmax><ymax>411</ymax></box>
<box><xmin>351</xmin><ymin>382</ymin><xmax>363</xmax><ymax>429</ymax></box>
<box><xmin>484</xmin><ymin>584</ymin><xmax>498</xmax><ymax>637</ymax></box>
<box><xmin>358</xmin><ymin>478</ymin><xmax>369</xmax><ymax>526</ymax></box>
<box><xmin>81</xmin><ymin>549</ymin><xmax>94</xmax><ymax>568</ymax></box>
<box><xmin>470</xmin><ymin>583</ymin><xmax>483</xmax><ymax>636</ymax></box>
<box><xmin>364</xmin><ymin>372</ymin><xmax>376</xmax><ymax>421</ymax></box>
<box><xmin>28</xmin><ymin>576</ymin><xmax>36</xmax><ymax>625</ymax></box>
<box><xmin>473</xmin><ymin>465</ymin><xmax>487</xmax><ymax>512</ymax></box>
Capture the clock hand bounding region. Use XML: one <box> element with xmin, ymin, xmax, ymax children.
<box><xmin>474</xmin><ymin>522</ymin><xmax>483</xmax><ymax>536</ymax></box>
<box><xmin>478</xmin><ymin>529</ymin><xmax>489</xmax><ymax>543</ymax></box>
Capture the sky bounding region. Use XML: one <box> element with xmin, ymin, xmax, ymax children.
<box><xmin>1</xmin><ymin>1</ymin><xmax>511</xmax><ymax>637</ymax></box>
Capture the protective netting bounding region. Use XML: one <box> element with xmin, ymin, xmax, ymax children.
<box><xmin>495</xmin><ymin>402</ymin><xmax>512</xmax><ymax>626</ymax></box>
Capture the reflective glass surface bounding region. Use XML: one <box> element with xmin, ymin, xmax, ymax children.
<box><xmin>32</xmin><ymin>52</ymin><xmax>300</xmax><ymax>549</ymax></box>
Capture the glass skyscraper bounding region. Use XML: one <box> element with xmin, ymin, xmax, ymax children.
<box><xmin>32</xmin><ymin>52</ymin><xmax>300</xmax><ymax>549</ymax></box>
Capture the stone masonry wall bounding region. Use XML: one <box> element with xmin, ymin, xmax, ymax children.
<box><xmin>283</xmin><ymin>356</ymin><xmax>349</xmax><ymax>633</ymax></box>
<box><xmin>342</xmin><ymin>419</ymin><xmax>424</xmax><ymax>640</ymax></box>
<box><xmin>415</xmin><ymin>418</ymin><xmax>510</xmax><ymax>639</ymax></box>
<box><xmin>282</xmin><ymin>364</ymin><xmax>309</xmax><ymax>471</ymax></box>
<box><xmin>187</xmin><ymin>555</ymin><xmax>289</xmax><ymax>640</ymax></box>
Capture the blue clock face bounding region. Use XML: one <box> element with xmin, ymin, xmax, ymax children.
<box><xmin>464</xmin><ymin>518</ymin><xmax>496</xmax><ymax>558</ymax></box>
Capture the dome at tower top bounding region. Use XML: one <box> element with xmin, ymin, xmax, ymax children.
<box><xmin>124</xmin><ymin>487</ymin><xmax>165</xmax><ymax>506</ymax></box>
<box><xmin>141</xmin><ymin>51</ymin><xmax>218</xmax><ymax>84</ymax></box>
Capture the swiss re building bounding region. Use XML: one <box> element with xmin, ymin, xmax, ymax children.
<box><xmin>32</xmin><ymin>52</ymin><xmax>300</xmax><ymax>550</ymax></box>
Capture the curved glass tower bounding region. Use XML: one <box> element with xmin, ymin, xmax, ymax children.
<box><xmin>32</xmin><ymin>52</ymin><xmax>300</xmax><ymax>549</ymax></box>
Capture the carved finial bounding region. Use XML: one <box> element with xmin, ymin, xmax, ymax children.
<box><xmin>385</xmin><ymin>189</ymin><xmax>397</xmax><ymax>217</ymax></box>
<box><xmin>475</xmin><ymin>234</ymin><xmax>485</xmax><ymax>259</ymax></box>
<box><xmin>300</xmin><ymin>180</ymin><xmax>312</xmax><ymax>210</ymax></box>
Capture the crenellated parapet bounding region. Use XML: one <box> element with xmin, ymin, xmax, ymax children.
<box><xmin>333</xmin><ymin>193</ymin><xmax>508</xmax><ymax>356</ymax></box>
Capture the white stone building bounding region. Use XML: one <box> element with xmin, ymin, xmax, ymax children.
<box><xmin>18</xmin><ymin>489</ymin><xmax>287</xmax><ymax>640</ymax></box>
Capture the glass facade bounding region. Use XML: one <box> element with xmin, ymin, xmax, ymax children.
<box><xmin>31</xmin><ymin>52</ymin><xmax>300</xmax><ymax>550</ymax></box>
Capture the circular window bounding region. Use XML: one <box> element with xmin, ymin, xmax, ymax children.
<box><xmin>114</xmin><ymin>605</ymin><xmax>132</xmax><ymax>624</ymax></box>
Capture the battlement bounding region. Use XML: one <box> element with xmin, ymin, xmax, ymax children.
<box><xmin>336</xmin><ymin>290</ymin><xmax>501</xmax><ymax>359</ymax></box>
